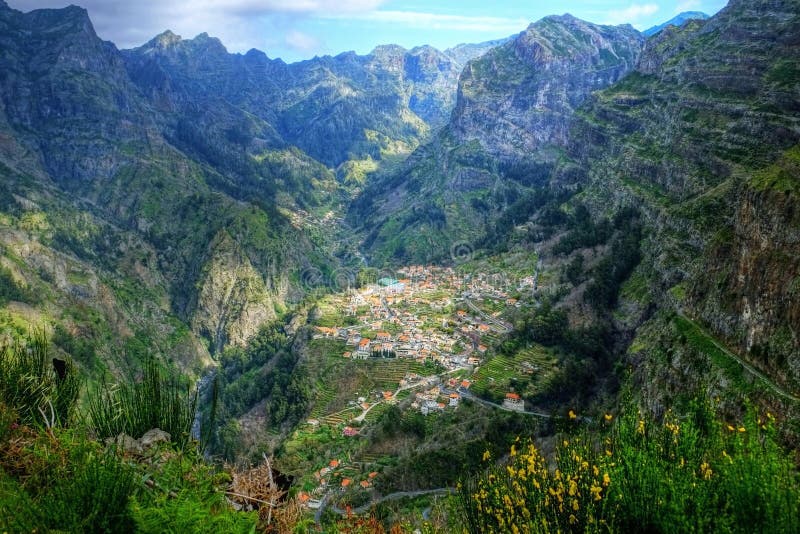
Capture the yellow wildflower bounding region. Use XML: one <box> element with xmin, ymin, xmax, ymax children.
<box><xmin>569</xmin><ymin>514</ymin><xmax>577</xmax><ymax>525</ymax></box>
<box><xmin>602</xmin><ymin>473</ymin><xmax>611</xmax><ymax>487</ymax></box>
<box><xmin>483</xmin><ymin>450</ymin><xmax>491</xmax><ymax>462</ymax></box>
<box><xmin>572</xmin><ymin>499</ymin><xmax>580</xmax><ymax>511</ymax></box>
<box><xmin>590</xmin><ymin>485</ymin><xmax>603</xmax><ymax>501</ymax></box>
<box><xmin>700</xmin><ymin>461</ymin><xmax>713</xmax><ymax>480</ymax></box>
<box><xmin>569</xmin><ymin>409</ymin><xmax>577</xmax><ymax>420</ymax></box>
<box><xmin>636</xmin><ymin>419</ymin><xmax>645</xmax><ymax>434</ymax></box>
<box><xmin>727</xmin><ymin>424</ymin><xmax>735</xmax><ymax>432</ymax></box>
<box><xmin>604</xmin><ymin>413</ymin><xmax>613</xmax><ymax>422</ymax></box>
<box><xmin>738</xmin><ymin>426</ymin><xmax>746</xmax><ymax>433</ymax></box>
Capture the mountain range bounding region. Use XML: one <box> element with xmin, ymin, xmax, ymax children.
<box><xmin>1</xmin><ymin>0</ymin><xmax>799</xmax><ymax>517</ymax></box>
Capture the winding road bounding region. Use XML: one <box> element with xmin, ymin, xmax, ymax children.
<box><xmin>317</xmin><ymin>488</ymin><xmax>454</xmax><ymax>520</ymax></box>
<box><xmin>462</xmin><ymin>297</ymin><xmax>512</xmax><ymax>334</ymax></box>
<box><xmin>679</xmin><ymin>313</ymin><xmax>800</xmax><ymax>404</ymax></box>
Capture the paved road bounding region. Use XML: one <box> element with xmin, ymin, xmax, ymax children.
<box><xmin>462</xmin><ymin>297</ymin><xmax>512</xmax><ymax>334</ymax></box>
<box><xmin>679</xmin><ymin>313</ymin><xmax>800</xmax><ymax>403</ymax></box>
<box><xmin>457</xmin><ymin>388</ymin><xmax>553</xmax><ymax>418</ymax></box>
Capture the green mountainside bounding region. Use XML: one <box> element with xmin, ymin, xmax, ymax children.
<box><xmin>1</xmin><ymin>0</ymin><xmax>800</xmax><ymax>531</ymax></box>
<box><xmin>351</xmin><ymin>15</ymin><xmax>644</xmax><ymax>264</ymax></box>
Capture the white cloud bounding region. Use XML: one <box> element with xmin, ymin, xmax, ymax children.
<box><xmin>285</xmin><ymin>29</ymin><xmax>320</xmax><ymax>52</ymax></box>
<box><xmin>675</xmin><ymin>0</ymin><xmax>701</xmax><ymax>13</ymax></box>
<box><xmin>602</xmin><ymin>3</ymin><xmax>660</xmax><ymax>25</ymax></box>
<box><xmin>6</xmin><ymin>0</ymin><xmax>385</xmax><ymax>52</ymax></box>
<box><xmin>325</xmin><ymin>10</ymin><xmax>528</xmax><ymax>33</ymax></box>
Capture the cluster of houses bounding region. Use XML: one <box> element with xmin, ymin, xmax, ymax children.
<box><xmin>408</xmin><ymin>376</ymin><xmax>472</xmax><ymax>415</ymax></box>
<box><xmin>299</xmin><ymin>458</ymin><xmax>381</xmax><ymax>509</ymax></box>
<box><xmin>313</xmin><ymin>265</ymin><xmax>523</xmax><ymax>370</ymax></box>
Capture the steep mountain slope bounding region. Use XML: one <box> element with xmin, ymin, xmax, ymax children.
<box><xmin>0</xmin><ymin>2</ymin><xmax>336</xmax><ymax>372</ymax></box>
<box><xmin>122</xmin><ymin>34</ymin><xmax>504</xmax><ymax>170</ymax></box>
<box><xmin>564</xmin><ymin>0</ymin><xmax>800</xmax><ymax>393</ymax></box>
<box><xmin>0</xmin><ymin>1</ymin><xmax>510</xmax><ymax>378</ymax></box>
<box><xmin>352</xmin><ymin>16</ymin><xmax>644</xmax><ymax>264</ymax></box>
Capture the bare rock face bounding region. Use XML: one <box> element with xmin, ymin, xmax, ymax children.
<box><xmin>354</xmin><ymin>15</ymin><xmax>644</xmax><ymax>263</ymax></box>
<box><xmin>191</xmin><ymin>231</ymin><xmax>281</xmax><ymax>354</ymax></box>
<box><xmin>565</xmin><ymin>0</ymin><xmax>800</xmax><ymax>389</ymax></box>
<box><xmin>452</xmin><ymin>15</ymin><xmax>643</xmax><ymax>159</ymax></box>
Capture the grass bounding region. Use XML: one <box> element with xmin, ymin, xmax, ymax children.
<box><xmin>0</xmin><ymin>330</ymin><xmax>259</xmax><ymax>533</ymax></box>
<box><xmin>0</xmin><ymin>329</ymin><xmax>80</xmax><ymax>427</ymax></box>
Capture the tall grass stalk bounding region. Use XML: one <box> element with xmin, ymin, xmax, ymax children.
<box><xmin>0</xmin><ymin>329</ymin><xmax>80</xmax><ymax>427</ymax></box>
<box><xmin>89</xmin><ymin>358</ymin><xmax>197</xmax><ymax>447</ymax></box>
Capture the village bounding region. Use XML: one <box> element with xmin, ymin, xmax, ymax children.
<box><xmin>312</xmin><ymin>265</ymin><xmax>523</xmax><ymax>369</ymax></box>
<box><xmin>294</xmin><ymin>265</ymin><xmax>541</xmax><ymax>510</ymax></box>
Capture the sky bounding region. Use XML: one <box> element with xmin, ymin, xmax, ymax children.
<box><xmin>7</xmin><ymin>0</ymin><xmax>728</xmax><ymax>63</ymax></box>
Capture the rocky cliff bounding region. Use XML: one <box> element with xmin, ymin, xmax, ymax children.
<box><xmin>352</xmin><ymin>15</ymin><xmax>644</xmax><ymax>264</ymax></box>
<box><xmin>563</xmin><ymin>0</ymin><xmax>800</xmax><ymax>390</ymax></box>
<box><xmin>0</xmin><ymin>2</ymin><xmax>330</xmax><ymax>371</ymax></box>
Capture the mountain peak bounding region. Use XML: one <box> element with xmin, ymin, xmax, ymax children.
<box><xmin>151</xmin><ymin>29</ymin><xmax>182</xmax><ymax>48</ymax></box>
<box><xmin>643</xmin><ymin>11</ymin><xmax>709</xmax><ymax>36</ymax></box>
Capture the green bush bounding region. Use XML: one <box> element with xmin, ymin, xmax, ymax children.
<box><xmin>0</xmin><ymin>428</ymin><xmax>135</xmax><ymax>533</ymax></box>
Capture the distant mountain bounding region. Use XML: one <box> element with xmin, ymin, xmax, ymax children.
<box><xmin>643</xmin><ymin>11</ymin><xmax>709</xmax><ymax>36</ymax></box>
<box><xmin>0</xmin><ymin>0</ymin><xmax>513</xmax><ymax>377</ymax></box>
<box><xmin>444</xmin><ymin>36</ymin><xmax>515</xmax><ymax>65</ymax></box>
<box><xmin>122</xmin><ymin>33</ymin><xmax>510</xmax><ymax>169</ymax></box>
<box><xmin>352</xmin><ymin>14</ymin><xmax>644</xmax><ymax>264</ymax></box>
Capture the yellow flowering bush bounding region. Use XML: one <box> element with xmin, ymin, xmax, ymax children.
<box><xmin>458</xmin><ymin>436</ymin><xmax>613</xmax><ymax>533</ymax></box>
<box><xmin>457</xmin><ymin>400</ymin><xmax>800</xmax><ymax>533</ymax></box>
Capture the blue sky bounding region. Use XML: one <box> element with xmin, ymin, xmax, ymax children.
<box><xmin>8</xmin><ymin>0</ymin><xmax>728</xmax><ymax>62</ymax></box>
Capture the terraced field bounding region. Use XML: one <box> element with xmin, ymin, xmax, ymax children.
<box><xmin>470</xmin><ymin>344</ymin><xmax>557</xmax><ymax>400</ymax></box>
<box><xmin>368</xmin><ymin>359</ymin><xmax>426</xmax><ymax>387</ymax></box>
<box><xmin>309</xmin><ymin>380</ymin><xmax>338</xmax><ymax>419</ymax></box>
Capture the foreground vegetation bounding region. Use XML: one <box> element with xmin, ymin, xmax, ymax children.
<box><xmin>457</xmin><ymin>400</ymin><xmax>800</xmax><ymax>533</ymax></box>
<box><xmin>0</xmin><ymin>332</ymin><xmax>258</xmax><ymax>533</ymax></box>
<box><xmin>2</xmin><ymin>329</ymin><xmax>800</xmax><ymax>533</ymax></box>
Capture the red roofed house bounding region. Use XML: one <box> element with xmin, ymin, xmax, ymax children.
<box><xmin>503</xmin><ymin>392</ymin><xmax>525</xmax><ymax>412</ymax></box>
<box><xmin>461</xmin><ymin>379</ymin><xmax>471</xmax><ymax>389</ymax></box>
<box><xmin>360</xmin><ymin>480</ymin><xmax>371</xmax><ymax>489</ymax></box>
<box><xmin>329</xmin><ymin>459</ymin><xmax>340</xmax><ymax>468</ymax></box>
<box><xmin>342</xmin><ymin>426</ymin><xmax>359</xmax><ymax>437</ymax></box>
<box><xmin>449</xmin><ymin>392</ymin><xmax>460</xmax><ymax>407</ymax></box>
<box><xmin>357</xmin><ymin>338</ymin><xmax>371</xmax><ymax>358</ymax></box>
<box><xmin>341</xmin><ymin>478</ymin><xmax>352</xmax><ymax>488</ymax></box>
